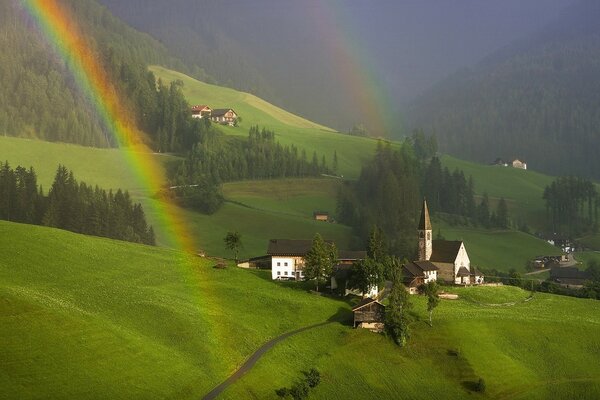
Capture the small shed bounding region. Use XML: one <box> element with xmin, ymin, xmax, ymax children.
<box><xmin>352</xmin><ymin>298</ymin><xmax>385</xmax><ymax>332</ymax></box>
<box><xmin>313</xmin><ymin>211</ymin><xmax>329</xmax><ymax>222</ymax></box>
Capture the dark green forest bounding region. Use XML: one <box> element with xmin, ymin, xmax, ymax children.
<box><xmin>543</xmin><ymin>176</ymin><xmax>599</xmax><ymax>238</ymax></box>
<box><xmin>337</xmin><ymin>135</ymin><xmax>509</xmax><ymax>258</ymax></box>
<box><xmin>0</xmin><ymin>0</ymin><xmax>189</xmax><ymax>148</ymax></box>
<box><xmin>165</xmin><ymin>126</ymin><xmax>332</xmax><ymax>214</ymax></box>
<box><xmin>0</xmin><ymin>162</ymin><xmax>155</xmax><ymax>245</ymax></box>
<box><xmin>408</xmin><ymin>1</ymin><xmax>600</xmax><ymax>179</ymax></box>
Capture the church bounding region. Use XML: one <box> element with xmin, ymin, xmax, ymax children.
<box><xmin>403</xmin><ymin>200</ymin><xmax>484</xmax><ymax>292</ymax></box>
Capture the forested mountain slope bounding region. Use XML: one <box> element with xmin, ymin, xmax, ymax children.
<box><xmin>407</xmin><ymin>0</ymin><xmax>600</xmax><ymax>179</ymax></box>
<box><xmin>0</xmin><ymin>0</ymin><xmax>187</xmax><ymax>147</ymax></box>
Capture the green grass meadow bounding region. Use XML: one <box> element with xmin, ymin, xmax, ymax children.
<box><xmin>216</xmin><ymin>286</ymin><xmax>600</xmax><ymax>400</ymax></box>
<box><xmin>2</xmin><ymin>221</ymin><xmax>600</xmax><ymax>399</ymax></box>
<box><xmin>437</xmin><ymin>223</ymin><xmax>562</xmax><ymax>273</ymax></box>
<box><xmin>0</xmin><ymin>221</ymin><xmax>347</xmax><ymax>399</ymax></box>
<box><xmin>150</xmin><ymin>65</ymin><xmax>388</xmax><ymax>180</ymax></box>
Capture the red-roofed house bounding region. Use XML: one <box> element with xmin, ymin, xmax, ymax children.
<box><xmin>191</xmin><ymin>105</ymin><xmax>212</xmax><ymax>119</ymax></box>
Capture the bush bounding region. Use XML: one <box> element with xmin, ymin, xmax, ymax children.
<box><xmin>475</xmin><ymin>378</ymin><xmax>486</xmax><ymax>393</ymax></box>
<box><xmin>304</xmin><ymin>368</ymin><xmax>321</xmax><ymax>388</ymax></box>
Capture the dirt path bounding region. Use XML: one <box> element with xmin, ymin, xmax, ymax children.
<box><xmin>202</xmin><ymin>321</ymin><xmax>333</xmax><ymax>400</ymax></box>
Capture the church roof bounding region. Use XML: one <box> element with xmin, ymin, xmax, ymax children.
<box><xmin>430</xmin><ymin>240</ymin><xmax>463</xmax><ymax>263</ymax></box>
<box><xmin>419</xmin><ymin>199</ymin><xmax>432</xmax><ymax>230</ymax></box>
<box><xmin>456</xmin><ymin>266</ymin><xmax>470</xmax><ymax>277</ymax></box>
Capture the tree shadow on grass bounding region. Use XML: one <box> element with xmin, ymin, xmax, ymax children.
<box><xmin>327</xmin><ymin>307</ymin><xmax>353</xmax><ymax>325</ymax></box>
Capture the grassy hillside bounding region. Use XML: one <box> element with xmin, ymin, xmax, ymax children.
<box><xmin>442</xmin><ymin>155</ymin><xmax>554</xmax><ymax>230</ymax></box>
<box><xmin>220</xmin><ymin>285</ymin><xmax>600</xmax><ymax>400</ymax></box>
<box><xmin>0</xmin><ymin>220</ymin><xmax>347</xmax><ymax>399</ymax></box>
<box><xmin>437</xmin><ymin>223</ymin><xmax>562</xmax><ymax>273</ymax></box>
<box><xmin>3</xmin><ymin>221</ymin><xmax>600</xmax><ymax>399</ymax></box>
<box><xmin>150</xmin><ymin>65</ymin><xmax>387</xmax><ymax>179</ymax></box>
<box><xmin>0</xmin><ymin>136</ymin><xmax>354</xmax><ymax>257</ymax></box>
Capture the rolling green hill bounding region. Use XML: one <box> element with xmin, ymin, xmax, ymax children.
<box><xmin>0</xmin><ymin>220</ymin><xmax>347</xmax><ymax>398</ymax></box>
<box><xmin>149</xmin><ymin>65</ymin><xmax>386</xmax><ymax>180</ymax></box>
<box><xmin>2</xmin><ymin>220</ymin><xmax>599</xmax><ymax>399</ymax></box>
<box><xmin>1</xmin><ymin>135</ymin><xmax>572</xmax><ymax>263</ymax></box>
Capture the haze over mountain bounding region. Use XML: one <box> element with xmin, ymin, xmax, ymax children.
<box><xmin>98</xmin><ymin>0</ymin><xmax>572</xmax><ymax>134</ymax></box>
<box><xmin>407</xmin><ymin>0</ymin><xmax>600</xmax><ymax>179</ymax></box>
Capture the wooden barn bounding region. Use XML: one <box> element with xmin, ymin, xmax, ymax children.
<box><xmin>210</xmin><ymin>108</ymin><xmax>238</xmax><ymax>126</ymax></box>
<box><xmin>352</xmin><ymin>298</ymin><xmax>385</xmax><ymax>332</ymax></box>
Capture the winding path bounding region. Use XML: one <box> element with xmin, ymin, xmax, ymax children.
<box><xmin>202</xmin><ymin>321</ymin><xmax>333</xmax><ymax>400</ymax></box>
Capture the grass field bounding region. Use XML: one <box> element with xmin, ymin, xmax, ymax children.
<box><xmin>441</xmin><ymin>155</ymin><xmax>554</xmax><ymax>230</ymax></box>
<box><xmin>0</xmin><ymin>221</ymin><xmax>348</xmax><ymax>399</ymax></box>
<box><xmin>0</xmin><ymin>136</ymin><xmax>355</xmax><ymax>257</ymax></box>
<box><xmin>437</xmin><ymin>222</ymin><xmax>562</xmax><ymax>273</ymax></box>
<box><xmin>3</xmin><ymin>221</ymin><xmax>600</xmax><ymax>399</ymax></box>
<box><xmin>216</xmin><ymin>285</ymin><xmax>600</xmax><ymax>400</ymax></box>
<box><xmin>150</xmin><ymin>65</ymin><xmax>389</xmax><ymax>180</ymax></box>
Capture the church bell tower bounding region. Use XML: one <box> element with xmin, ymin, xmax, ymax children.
<box><xmin>418</xmin><ymin>199</ymin><xmax>432</xmax><ymax>260</ymax></box>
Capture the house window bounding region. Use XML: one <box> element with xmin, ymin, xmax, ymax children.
<box><xmin>277</xmin><ymin>262</ymin><xmax>281</xmax><ymax>266</ymax></box>
<box><xmin>284</xmin><ymin>262</ymin><xmax>288</xmax><ymax>266</ymax></box>
<box><xmin>284</xmin><ymin>271</ymin><xmax>288</xmax><ymax>276</ymax></box>
<box><xmin>277</xmin><ymin>271</ymin><xmax>281</xmax><ymax>276</ymax></box>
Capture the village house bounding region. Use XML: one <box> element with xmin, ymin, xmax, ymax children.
<box><xmin>330</xmin><ymin>250</ymin><xmax>377</xmax><ymax>298</ymax></box>
<box><xmin>550</xmin><ymin>266</ymin><xmax>590</xmax><ymax>289</ymax></box>
<box><xmin>266</xmin><ymin>239</ymin><xmax>376</xmax><ymax>296</ymax></box>
<box><xmin>352</xmin><ymin>298</ymin><xmax>385</xmax><ymax>332</ymax></box>
<box><xmin>403</xmin><ymin>200</ymin><xmax>484</xmax><ymax>292</ymax></box>
<box><xmin>191</xmin><ymin>105</ymin><xmax>212</xmax><ymax>119</ymax></box>
<box><xmin>313</xmin><ymin>211</ymin><xmax>329</xmax><ymax>222</ymax></box>
<box><xmin>210</xmin><ymin>108</ymin><xmax>238</xmax><ymax>126</ymax></box>
<box><xmin>511</xmin><ymin>159</ymin><xmax>527</xmax><ymax>170</ymax></box>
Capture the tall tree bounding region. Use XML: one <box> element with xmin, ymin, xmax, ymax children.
<box><xmin>224</xmin><ymin>231</ymin><xmax>242</xmax><ymax>262</ymax></box>
<box><xmin>421</xmin><ymin>281</ymin><xmax>440</xmax><ymax>327</ymax></box>
<box><xmin>347</xmin><ymin>258</ymin><xmax>382</xmax><ymax>299</ymax></box>
<box><xmin>303</xmin><ymin>233</ymin><xmax>337</xmax><ymax>292</ymax></box>
<box><xmin>385</xmin><ymin>258</ymin><xmax>412</xmax><ymax>346</ymax></box>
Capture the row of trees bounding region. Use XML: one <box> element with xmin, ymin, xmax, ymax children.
<box><xmin>0</xmin><ymin>162</ymin><xmax>155</xmax><ymax>245</ymax></box>
<box><xmin>543</xmin><ymin>176</ymin><xmax>599</xmax><ymax>237</ymax></box>
<box><xmin>172</xmin><ymin>126</ymin><xmax>332</xmax><ymax>186</ymax></box>
<box><xmin>337</xmin><ymin>138</ymin><xmax>512</xmax><ymax>260</ymax></box>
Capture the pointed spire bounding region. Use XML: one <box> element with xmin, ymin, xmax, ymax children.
<box><xmin>419</xmin><ymin>199</ymin><xmax>432</xmax><ymax>230</ymax></box>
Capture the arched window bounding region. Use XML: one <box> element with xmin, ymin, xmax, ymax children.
<box><xmin>419</xmin><ymin>231</ymin><xmax>424</xmax><ymax>238</ymax></box>
<box><xmin>427</xmin><ymin>232</ymin><xmax>431</xmax><ymax>240</ymax></box>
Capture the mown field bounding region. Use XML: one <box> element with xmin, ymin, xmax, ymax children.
<box><xmin>2</xmin><ymin>221</ymin><xmax>600</xmax><ymax>399</ymax></box>
<box><xmin>150</xmin><ymin>65</ymin><xmax>387</xmax><ymax>180</ymax></box>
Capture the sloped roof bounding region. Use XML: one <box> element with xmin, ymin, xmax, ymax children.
<box><xmin>339</xmin><ymin>250</ymin><xmax>367</xmax><ymax>261</ymax></box>
<box><xmin>419</xmin><ymin>199</ymin><xmax>432</xmax><ymax>230</ymax></box>
<box><xmin>402</xmin><ymin>262</ymin><xmax>424</xmax><ymax>278</ymax></box>
<box><xmin>352</xmin><ymin>298</ymin><xmax>384</xmax><ymax>311</ymax></box>
<box><xmin>470</xmin><ymin>265</ymin><xmax>484</xmax><ymax>276</ymax></box>
<box><xmin>191</xmin><ymin>104</ymin><xmax>211</xmax><ymax>111</ymax></box>
<box><xmin>211</xmin><ymin>108</ymin><xmax>236</xmax><ymax>117</ymax></box>
<box><xmin>430</xmin><ymin>240</ymin><xmax>462</xmax><ymax>263</ymax></box>
<box><xmin>550</xmin><ymin>266</ymin><xmax>589</xmax><ymax>280</ymax></box>
<box><xmin>456</xmin><ymin>267</ymin><xmax>470</xmax><ymax>277</ymax></box>
<box><xmin>413</xmin><ymin>260</ymin><xmax>439</xmax><ymax>272</ymax></box>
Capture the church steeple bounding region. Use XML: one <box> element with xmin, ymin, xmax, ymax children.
<box><xmin>418</xmin><ymin>199</ymin><xmax>433</xmax><ymax>260</ymax></box>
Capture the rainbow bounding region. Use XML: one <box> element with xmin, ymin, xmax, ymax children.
<box><xmin>21</xmin><ymin>0</ymin><xmax>196</xmax><ymax>253</ymax></box>
<box><xmin>306</xmin><ymin>0</ymin><xmax>396</xmax><ymax>137</ymax></box>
